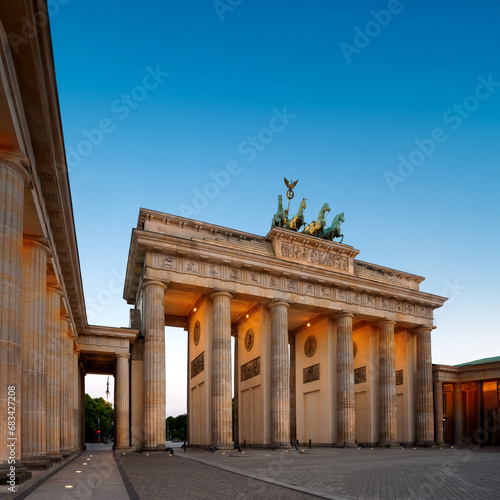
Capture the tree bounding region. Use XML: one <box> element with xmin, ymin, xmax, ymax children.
<box><xmin>85</xmin><ymin>394</ymin><xmax>114</xmax><ymax>442</ymax></box>
<box><xmin>166</xmin><ymin>413</ymin><xmax>187</xmax><ymax>441</ymax></box>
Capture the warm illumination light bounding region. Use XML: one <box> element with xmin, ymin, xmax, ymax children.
<box><xmin>307</xmin><ymin>322</ymin><xmax>311</xmax><ymax>327</ymax></box>
<box><xmin>246</xmin><ymin>314</ymin><xmax>249</xmax><ymax>318</ymax></box>
<box><xmin>76</xmin><ymin>471</ymin><xmax>82</xmax><ymax>473</ymax></box>
<box><xmin>65</xmin><ymin>485</ymin><xmax>74</xmax><ymax>489</ymax></box>
<box><xmin>82</xmin><ymin>463</ymin><xmax>87</xmax><ymax>466</ymax></box>
<box><xmin>146</xmin><ymin>453</ymin><xmax>149</xmax><ymax>456</ymax></box>
<box><xmin>193</xmin><ymin>307</ymin><xmax>197</xmax><ymax>312</ymax></box>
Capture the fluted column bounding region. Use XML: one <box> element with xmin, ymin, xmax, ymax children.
<box><xmin>21</xmin><ymin>238</ymin><xmax>50</xmax><ymax>466</ymax></box>
<box><xmin>233</xmin><ymin>331</ymin><xmax>239</xmax><ymax>445</ymax></box>
<box><xmin>378</xmin><ymin>320</ymin><xmax>398</xmax><ymax>446</ymax></box>
<box><xmin>211</xmin><ymin>292</ymin><xmax>233</xmax><ymax>449</ymax></box>
<box><xmin>433</xmin><ymin>382</ymin><xmax>444</xmax><ymax>444</ymax></box>
<box><xmin>0</xmin><ymin>155</ymin><xmax>29</xmax><ymax>468</ymax></box>
<box><xmin>59</xmin><ymin>315</ymin><xmax>71</xmax><ymax>455</ymax></box>
<box><xmin>142</xmin><ymin>280</ymin><xmax>168</xmax><ymax>450</ymax></box>
<box><xmin>336</xmin><ymin>312</ymin><xmax>355</xmax><ymax>446</ymax></box>
<box><xmin>476</xmin><ymin>381</ymin><xmax>485</xmax><ymax>445</ymax></box>
<box><xmin>66</xmin><ymin>334</ymin><xmax>75</xmax><ymax>453</ymax></box>
<box><xmin>46</xmin><ymin>286</ymin><xmax>63</xmax><ymax>460</ymax></box>
<box><xmin>289</xmin><ymin>333</ymin><xmax>297</xmax><ymax>443</ymax></box>
<box><xmin>270</xmin><ymin>301</ymin><xmax>290</xmax><ymax>448</ymax></box>
<box><xmin>453</xmin><ymin>382</ymin><xmax>463</xmax><ymax>445</ymax></box>
<box><xmin>115</xmin><ymin>354</ymin><xmax>131</xmax><ymax>450</ymax></box>
<box><xmin>416</xmin><ymin>326</ymin><xmax>434</xmax><ymax>445</ymax></box>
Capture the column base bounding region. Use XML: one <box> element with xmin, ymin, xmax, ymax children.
<box><xmin>213</xmin><ymin>444</ymin><xmax>234</xmax><ymax>451</ymax></box>
<box><xmin>47</xmin><ymin>452</ymin><xmax>64</xmax><ymax>463</ymax></box>
<box><xmin>22</xmin><ymin>457</ymin><xmax>52</xmax><ymax>470</ymax></box>
<box><xmin>0</xmin><ymin>465</ymin><xmax>32</xmax><ymax>486</ymax></box>
<box><xmin>60</xmin><ymin>449</ymin><xmax>73</xmax><ymax>458</ymax></box>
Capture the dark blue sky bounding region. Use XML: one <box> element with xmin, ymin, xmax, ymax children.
<box><xmin>50</xmin><ymin>1</ymin><xmax>500</xmax><ymax>411</ymax></box>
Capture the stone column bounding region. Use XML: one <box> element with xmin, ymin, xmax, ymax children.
<box><xmin>270</xmin><ymin>301</ymin><xmax>290</xmax><ymax>448</ymax></box>
<box><xmin>289</xmin><ymin>333</ymin><xmax>297</xmax><ymax>443</ymax></box>
<box><xmin>142</xmin><ymin>280</ymin><xmax>168</xmax><ymax>450</ymax></box>
<box><xmin>0</xmin><ymin>155</ymin><xmax>29</xmax><ymax>470</ymax></box>
<box><xmin>433</xmin><ymin>382</ymin><xmax>444</xmax><ymax>445</ymax></box>
<box><xmin>378</xmin><ymin>320</ymin><xmax>398</xmax><ymax>446</ymax></box>
<box><xmin>453</xmin><ymin>382</ymin><xmax>463</xmax><ymax>445</ymax></box>
<box><xmin>115</xmin><ymin>354</ymin><xmax>131</xmax><ymax>450</ymax></box>
<box><xmin>211</xmin><ymin>292</ymin><xmax>233</xmax><ymax>449</ymax></box>
<box><xmin>336</xmin><ymin>312</ymin><xmax>355</xmax><ymax>446</ymax></box>
<box><xmin>21</xmin><ymin>238</ymin><xmax>51</xmax><ymax>468</ymax></box>
<box><xmin>66</xmin><ymin>334</ymin><xmax>75</xmax><ymax>453</ymax></box>
<box><xmin>477</xmin><ymin>381</ymin><xmax>485</xmax><ymax>445</ymax></box>
<box><xmin>233</xmin><ymin>331</ymin><xmax>239</xmax><ymax>445</ymax></box>
<box><xmin>59</xmin><ymin>315</ymin><xmax>71</xmax><ymax>456</ymax></box>
<box><xmin>46</xmin><ymin>286</ymin><xmax>63</xmax><ymax>460</ymax></box>
<box><xmin>415</xmin><ymin>326</ymin><xmax>434</xmax><ymax>445</ymax></box>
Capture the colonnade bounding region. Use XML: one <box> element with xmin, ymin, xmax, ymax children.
<box><xmin>433</xmin><ymin>381</ymin><xmax>467</xmax><ymax>445</ymax></box>
<box><xmin>0</xmin><ymin>155</ymin><xmax>82</xmax><ymax>473</ymax></box>
<box><xmin>141</xmin><ymin>278</ymin><xmax>435</xmax><ymax>449</ymax></box>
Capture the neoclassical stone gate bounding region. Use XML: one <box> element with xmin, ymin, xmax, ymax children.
<box><xmin>124</xmin><ymin>208</ymin><xmax>447</xmax><ymax>449</ymax></box>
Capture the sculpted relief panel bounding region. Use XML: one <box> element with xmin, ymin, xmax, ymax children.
<box><xmin>280</xmin><ymin>242</ymin><xmax>349</xmax><ymax>272</ymax></box>
<box><xmin>151</xmin><ymin>252</ymin><xmax>431</xmax><ymax>321</ymax></box>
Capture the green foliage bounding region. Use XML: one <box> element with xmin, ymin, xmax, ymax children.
<box><xmin>85</xmin><ymin>394</ymin><xmax>114</xmax><ymax>442</ymax></box>
<box><xmin>166</xmin><ymin>413</ymin><xmax>187</xmax><ymax>441</ymax></box>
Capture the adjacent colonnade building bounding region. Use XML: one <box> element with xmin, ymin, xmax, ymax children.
<box><xmin>0</xmin><ymin>0</ymin><xmax>137</xmax><ymax>483</ymax></box>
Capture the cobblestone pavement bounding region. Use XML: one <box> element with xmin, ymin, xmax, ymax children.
<box><xmin>118</xmin><ymin>450</ymin><xmax>317</xmax><ymax>500</ymax></box>
<box><xmin>171</xmin><ymin>445</ymin><xmax>500</xmax><ymax>500</ymax></box>
<box><xmin>3</xmin><ymin>445</ymin><xmax>499</xmax><ymax>499</ymax></box>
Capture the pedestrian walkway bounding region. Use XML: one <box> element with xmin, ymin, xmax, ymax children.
<box><xmin>10</xmin><ymin>447</ymin><xmax>129</xmax><ymax>500</ymax></box>
<box><xmin>3</xmin><ymin>445</ymin><xmax>500</xmax><ymax>499</ymax></box>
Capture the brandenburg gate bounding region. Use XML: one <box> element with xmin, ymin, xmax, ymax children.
<box><xmin>123</xmin><ymin>204</ymin><xmax>446</xmax><ymax>450</ymax></box>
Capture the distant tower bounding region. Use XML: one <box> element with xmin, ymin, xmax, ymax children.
<box><xmin>106</xmin><ymin>376</ymin><xmax>110</xmax><ymax>400</ymax></box>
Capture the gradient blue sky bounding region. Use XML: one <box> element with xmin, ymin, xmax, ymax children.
<box><xmin>50</xmin><ymin>1</ymin><xmax>500</xmax><ymax>415</ymax></box>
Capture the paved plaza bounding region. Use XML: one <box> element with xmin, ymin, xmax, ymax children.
<box><xmin>2</xmin><ymin>444</ymin><xmax>499</xmax><ymax>500</ymax></box>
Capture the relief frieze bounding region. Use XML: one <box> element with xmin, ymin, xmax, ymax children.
<box><xmin>303</xmin><ymin>363</ymin><xmax>320</xmax><ymax>384</ymax></box>
<box><xmin>241</xmin><ymin>356</ymin><xmax>261</xmax><ymax>382</ymax></box>
<box><xmin>354</xmin><ymin>366</ymin><xmax>366</xmax><ymax>384</ymax></box>
<box><xmin>191</xmin><ymin>351</ymin><xmax>204</xmax><ymax>379</ymax></box>
<box><xmin>280</xmin><ymin>242</ymin><xmax>349</xmax><ymax>272</ymax></box>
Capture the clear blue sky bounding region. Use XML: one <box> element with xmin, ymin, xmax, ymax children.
<box><xmin>50</xmin><ymin>1</ymin><xmax>500</xmax><ymax>415</ymax></box>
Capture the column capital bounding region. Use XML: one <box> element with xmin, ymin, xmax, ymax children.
<box><xmin>142</xmin><ymin>279</ymin><xmax>169</xmax><ymax>293</ymax></box>
<box><xmin>377</xmin><ymin>319</ymin><xmax>396</xmax><ymax>328</ymax></box>
<box><xmin>335</xmin><ymin>311</ymin><xmax>354</xmax><ymax>320</ymax></box>
<box><xmin>47</xmin><ymin>284</ymin><xmax>64</xmax><ymax>296</ymax></box>
<box><xmin>23</xmin><ymin>236</ymin><xmax>51</xmax><ymax>255</ymax></box>
<box><xmin>414</xmin><ymin>325</ymin><xmax>435</xmax><ymax>335</ymax></box>
<box><xmin>116</xmin><ymin>353</ymin><xmax>131</xmax><ymax>359</ymax></box>
<box><xmin>0</xmin><ymin>150</ymin><xmax>30</xmax><ymax>186</ymax></box>
<box><xmin>269</xmin><ymin>300</ymin><xmax>290</xmax><ymax>310</ymax></box>
<box><xmin>210</xmin><ymin>291</ymin><xmax>233</xmax><ymax>301</ymax></box>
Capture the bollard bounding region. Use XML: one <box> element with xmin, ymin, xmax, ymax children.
<box><xmin>273</xmin><ymin>445</ymin><xmax>277</xmax><ymax>451</ymax></box>
<box><xmin>243</xmin><ymin>440</ymin><xmax>246</xmax><ymax>450</ymax></box>
<box><xmin>211</xmin><ymin>446</ymin><xmax>217</xmax><ymax>453</ymax></box>
<box><xmin>343</xmin><ymin>441</ymin><xmax>347</xmax><ymax>449</ymax></box>
<box><xmin>309</xmin><ymin>439</ymin><xmax>311</xmax><ymax>449</ymax></box>
<box><xmin>183</xmin><ymin>441</ymin><xmax>187</xmax><ymax>452</ymax></box>
<box><xmin>293</xmin><ymin>441</ymin><xmax>299</xmax><ymax>451</ymax></box>
<box><xmin>387</xmin><ymin>443</ymin><xmax>390</xmax><ymax>449</ymax></box>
